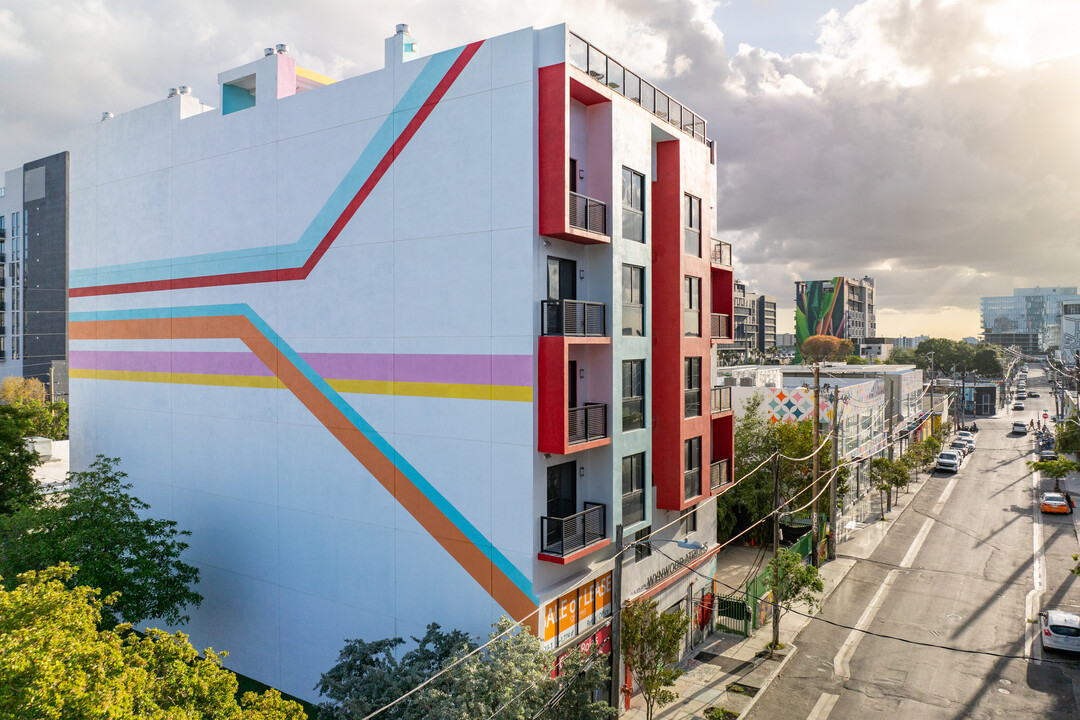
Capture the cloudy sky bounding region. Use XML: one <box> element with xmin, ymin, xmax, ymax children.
<box><xmin>2</xmin><ymin>0</ymin><xmax>1078</xmax><ymax>339</ymax></box>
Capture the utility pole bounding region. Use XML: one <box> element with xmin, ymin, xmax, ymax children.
<box><xmin>609</xmin><ymin>524</ymin><xmax>623</xmax><ymax>710</ymax></box>
<box><xmin>771</xmin><ymin>444</ymin><xmax>781</xmax><ymax>653</ymax></box>
<box><xmin>828</xmin><ymin>389</ymin><xmax>839</xmax><ymax>560</ymax></box>
<box><xmin>887</xmin><ymin>376</ymin><xmax>896</xmax><ymax>462</ymax></box>
<box><xmin>811</xmin><ymin>364</ymin><xmax>821</xmax><ymax>568</ymax></box>
<box><xmin>927</xmin><ymin>352</ymin><xmax>935</xmax><ymax>434</ymax></box>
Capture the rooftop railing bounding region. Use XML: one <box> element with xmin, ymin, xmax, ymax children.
<box><xmin>568</xmin><ymin>32</ymin><xmax>708</xmax><ymax>146</ymax></box>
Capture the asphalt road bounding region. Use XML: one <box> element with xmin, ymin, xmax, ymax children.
<box><xmin>745</xmin><ymin>367</ymin><xmax>1080</xmax><ymax>719</ymax></box>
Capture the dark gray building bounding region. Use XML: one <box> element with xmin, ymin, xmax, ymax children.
<box><xmin>0</xmin><ymin>152</ymin><xmax>68</xmax><ymax>395</ymax></box>
<box><xmin>756</xmin><ymin>294</ymin><xmax>776</xmax><ymax>351</ymax></box>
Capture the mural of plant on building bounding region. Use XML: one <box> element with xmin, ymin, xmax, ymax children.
<box><xmin>795</xmin><ymin>277</ymin><xmax>847</xmax><ymax>362</ymax></box>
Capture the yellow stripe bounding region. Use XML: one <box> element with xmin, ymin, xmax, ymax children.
<box><xmin>295</xmin><ymin>66</ymin><xmax>336</xmax><ymax>85</ymax></box>
<box><xmin>70</xmin><ymin>369</ymin><xmax>533</xmax><ymax>402</ymax></box>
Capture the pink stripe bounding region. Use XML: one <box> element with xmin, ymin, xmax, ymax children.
<box><xmin>71</xmin><ymin>350</ymin><xmax>533</xmax><ymax>386</ymax></box>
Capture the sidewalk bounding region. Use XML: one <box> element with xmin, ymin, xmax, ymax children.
<box><xmin>620</xmin><ymin>471</ymin><xmax>932</xmax><ymax>719</ymax></box>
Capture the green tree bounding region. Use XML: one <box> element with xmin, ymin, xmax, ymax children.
<box><xmin>915</xmin><ymin>338</ymin><xmax>975</xmax><ymax>373</ymax></box>
<box><xmin>1056</xmin><ymin>415</ymin><xmax>1080</xmax><ymax>456</ymax></box>
<box><xmin>0</xmin><ymin>405</ymin><xmax>42</xmax><ymax>515</ymax></box>
<box><xmin>1027</xmin><ymin>457</ymin><xmax>1080</xmax><ymax>493</ymax></box>
<box><xmin>0</xmin><ymin>456</ymin><xmax>201</xmax><ymax>626</ymax></box>
<box><xmin>845</xmin><ymin>354</ymin><xmax>868</xmax><ymax>365</ymax></box>
<box><xmin>971</xmin><ymin>347</ymin><xmax>1003</xmax><ymax>376</ymax></box>
<box><xmin>869</xmin><ymin>458</ymin><xmax>894</xmax><ymax>515</ymax></box>
<box><xmin>318</xmin><ymin>618</ymin><xmax>613</xmax><ymax>720</ymax></box>
<box><xmin>0</xmin><ymin>564</ymin><xmax>305</xmax><ymax>720</ymax></box>
<box><xmin>884</xmin><ymin>347</ymin><xmax>918</xmax><ymax>365</ymax></box>
<box><xmin>622</xmin><ymin>597</ymin><xmax>689</xmax><ymax>720</ymax></box>
<box><xmin>766</xmin><ymin>548</ymin><xmax>823</xmax><ymax>656</ymax></box>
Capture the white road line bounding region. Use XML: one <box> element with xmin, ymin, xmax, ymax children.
<box><xmin>834</xmin><ymin>570</ymin><xmax>898</xmax><ymax>679</ymax></box>
<box><xmin>900</xmin><ymin>518</ymin><xmax>934</xmax><ymax>569</ymax></box>
<box><xmin>834</xmin><ymin>517</ymin><xmax>934</xmax><ymax>678</ymax></box>
<box><xmin>1026</xmin><ymin>464</ymin><xmax>1045</xmax><ymax>662</ymax></box>
<box><xmin>807</xmin><ymin>692</ymin><xmax>840</xmax><ymax>719</ymax></box>
<box><xmin>932</xmin><ymin>474</ymin><xmax>960</xmax><ymax>515</ymax></box>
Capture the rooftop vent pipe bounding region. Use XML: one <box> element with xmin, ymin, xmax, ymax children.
<box><xmin>276</xmin><ymin>43</ymin><xmax>289</xmax><ymax>55</ymax></box>
<box><xmin>264</xmin><ymin>47</ymin><xmax>275</xmax><ymax>57</ymax></box>
<box><xmin>178</xmin><ymin>85</ymin><xmax>191</xmax><ymax>95</ymax></box>
<box><xmin>167</xmin><ymin>88</ymin><xmax>179</xmax><ymax>98</ymax></box>
<box><xmin>101</xmin><ymin>112</ymin><xmax>113</xmax><ymax>121</ymax></box>
<box><xmin>396</xmin><ymin>24</ymin><xmax>410</xmax><ymax>34</ymax></box>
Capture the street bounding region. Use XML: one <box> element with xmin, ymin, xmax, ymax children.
<box><xmin>745</xmin><ymin>367</ymin><xmax>1080</xmax><ymax>719</ymax></box>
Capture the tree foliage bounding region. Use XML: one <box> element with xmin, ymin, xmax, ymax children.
<box><xmin>0</xmin><ymin>564</ymin><xmax>306</xmax><ymax>720</ymax></box>
<box><xmin>317</xmin><ymin>617</ymin><xmax>614</xmax><ymax>720</ymax></box>
<box><xmin>868</xmin><ymin>457</ymin><xmax>908</xmax><ymax>514</ymax></box>
<box><xmin>0</xmin><ymin>377</ymin><xmax>46</xmax><ymax>405</ymax></box>
<box><xmin>1057</xmin><ymin>414</ymin><xmax>1080</xmax><ymax>455</ymax></box>
<box><xmin>1027</xmin><ymin>457</ymin><xmax>1080</xmax><ymax>493</ymax></box>
<box><xmin>765</xmin><ymin>548</ymin><xmax>823</xmax><ymax>655</ymax></box>
<box><xmin>0</xmin><ymin>405</ymin><xmax>43</xmax><ymax>516</ymax></box>
<box><xmin>621</xmin><ymin>597</ymin><xmax>689</xmax><ymax>720</ymax></box>
<box><xmin>0</xmin><ymin>455</ymin><xmax>201</xmax><ymax>627</ymax></box>
<box><xmin>971</xmin><ymin>347</ymin><xmax>1003</xmax><ymax>376</ymax></box>
<box><xmin>798</xmin><ymin>335</ymin><xmax>853</xmax><ymax>363</ymax></box>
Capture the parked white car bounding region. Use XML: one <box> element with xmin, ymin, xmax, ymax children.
<box><xmin>1013</xmin><ymin>421</ymin><xmax>1028</xmax><ymax>434</ymax></box>
<box><xmin>1040</xmin><ymin>610</ymin><xmax>1080</xmax><ymax>652</ymax></box>
<box><xmin>936</xmin><ymin>450</ymin><xmax>961</xmax><ymax>472</ymax></box>
<box><xmin>955</xmin><ymin>431</ymin><xmax>976</xmax><ymax>452</ymax></box>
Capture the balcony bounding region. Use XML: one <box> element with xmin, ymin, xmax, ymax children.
<box><xmin>568</xmin><ymin>403</ymin><xmax>608</xmax><ymax>445</ymax></box>
<box><xmin>684</xmin><ymin>468</ymin><xmax>701</xmax><ymax>501</ymax></box>
<box><xmin>622</xmin><ymin>490</ymin><xmax>645</xmax><ymax>525</ymax></box>
<box><xmin>711</xmin><ymin>240</ymin><xmax>732</xmax><ymax>266</ymax></box>
<box><xmin>539</xmin><ymin>502</ymin><xmax>608</xmax><ymax>562</ymax></box>
<box><xmin>541</xmin><ymin>300</ymin><xmax>606</xmax><ymax>337</ymax></box>
<box><xmin>569</xmin><ymin>191</ymin><xmax>607</xmax><ymax>235</ymax></box>
<box><xmin>567</xmin><ymin>31</ymin><xmax>708</xmax><ymax>145</ymax></box>
<box><xmin>710</xmin><ymin>386</ymin><xmax>732</xmax><ymax>414</ymax></box>
<box><xmin>710</xmin><ymin>313</ymin><xmax>731</xmax><ymax>341</ymax></box>
<box><xmin>710</xmin><ymin>459</ymin><xmax>730</xmax><ymax>491</ymax></box>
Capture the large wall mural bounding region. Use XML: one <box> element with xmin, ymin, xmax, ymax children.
<box><xmin>794</xmin><ymin>277</ymin><xmax>846</xmax><ymax>363</ymax></box>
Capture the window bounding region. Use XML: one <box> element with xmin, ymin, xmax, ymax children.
<box><xmin>622</xmin><ymin>360</ymin><xmax>645</xmax><ymax>431</ymax></box>
<box><xmin>684</xmin><ymin>194</ymin><xmax>701</xmax><ymax>256</ymax></box>
<box><xmin>635</xmin><ymin>527</ymin><xmax>652</xmax><ymax>562</ymax></box>
<box><xmin>622</xmin><ymin>264</ymin><xmax>645</xmax><ymax>337</ymax></box>
<box><xmin>622</xmin><ymin>453</ymin><xmax>646</xmax><ymax>525</ymax></box>
<box><xmin>622</xmin><ymin>167</ymin><xmax>645</xmax><ymax>242</ymax></box>
<box><xmin>680</xmin><ymin>505</ymin><xmax>698</xmax><ymax>535</ymax></box>
<box><xmin>684</xmin><ymin>357</ymin><xmax>701</xmax><ymax>418</ymax></box>
<box><xmin>684</xmin><ymin>276</ymin><xmax>701</xmax><ymax>336</ymax></box>
<box><xmin>684</xmin><ymin>437</ymin><xmax>701</xmax><ymax>500</ymax></box>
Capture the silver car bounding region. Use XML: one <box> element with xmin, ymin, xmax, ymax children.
<box><xmin>1040</xmin><ymin>610</ymin><xmax>1080</xmax><ymax>652</ymax></box>
<box><xmin>936</xmin><ymin>451</ymin><xmax>960</xmax><ymax>473</ymax></box>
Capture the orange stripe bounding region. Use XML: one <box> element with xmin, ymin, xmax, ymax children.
<box><xmin>72</xmin><ymin>318</ymin><xmax>538</xmax><ymax>621</ymax></box>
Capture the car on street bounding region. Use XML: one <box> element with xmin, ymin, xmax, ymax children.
<box><xmin>935</xmin><ymin>451</ymin><xmax>961</xmax><ymax>472</ymax></box>
<box><xmin>1013</xmin><ymin>401</ymin><xmax>1025</xmax><ymax>410</ymax></box>
<box><xmin>1040</xmin><ymin>491</ymin><xmax>1073</xmax><ymax>514</ymax></box>
<box><xmin>1013</xmin><ymin>421</ymin><xmax>1028</xmax><ymax>434</ymax></box>
<box><xmin>956</xmin><ymin>431</ymin><xmax>976</xmax><ymax>451</ymax></box>
<box><xmin>1039</xmin><ymin>449</ymin><xmax>1059</xmax><ymax>462</ymax></box>
<box><xmin>1028</xmin><ymin>390</ymin><xmax>1040</xmax><ymax>398</ymax></box>
<box><xmin>949</xmin><ymin>440</ymin><xmax>970</xmax><ymax>457</ymax></box>
<box><xmin>1041</xmin><ymin>610</ymin><xmax>1080</xmax><ymax>653</ymax></box>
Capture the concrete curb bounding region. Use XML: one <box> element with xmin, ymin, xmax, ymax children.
<box><xmin>735</xmin><ymin>643</ymin><xmax>797</xmax><ymax>719</ymax></box>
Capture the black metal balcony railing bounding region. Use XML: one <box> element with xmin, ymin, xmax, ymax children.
<box><xmin>567</xmin><ymin>32</ymin><xmax>708</xmax><ymax>145</ymax></box>
<box><xmin>541</xmin><ymin>502</ymin><xmax>607</xmax><ymax>557</ymax></box>
<box><xmin>684</xmin><ymin>468</ymin><xmax>701</xmax><ymax>501</ymax></box>
<box><xmin>684</xmin><ymin>388</ymin><xmax>701</xmax><ymax>418</ymax></box>
<box><xmin>710</xmin><ymin>459</ymin><xmax>730</xmax><ymax>491</ymax></box>
<box><xmin>711</xmin><ymin>386</ymin><xmax>732</xmax><ymax>414</ymax></box>
<box><xmin>569</xmin><ymin>191</ymin><xmax>607</xmax><ymax>235</ymax></box>
<box><xmin>711</xmin><ymin>240</ymin><xmax>732</xmax><ymax>266</ymax></box>
<box><xmin>622</xmin><ymin>490</ymin><xmax>645</xmax><ymax>525</ymax></box>
<box><xmin>541</xmin><ymin>300</ymin><xmax>606</xmax><ymax>337</ymax></box>
<box><xmin>710</xmin><ymin>313</ymin><xmax>731</xmax><ymax>340</ymax></box>
<box><xmin>623</xmin><ymin>207</ymin><xmax>644</xmax><ymax>242</ymax></box>
<box><xmin>568</xmin><ymin>403</ymin><xmax>608</xmax><ymax>445</ymax></box>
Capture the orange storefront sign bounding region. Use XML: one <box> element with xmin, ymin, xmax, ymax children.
<box><xmin>541</xmin><ymin>571</ymin><xmax>612</xmax><ymax>651</ymax></box>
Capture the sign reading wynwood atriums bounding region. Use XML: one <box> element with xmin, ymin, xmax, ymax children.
<box><xmin>633</xmin><ymin>542</ymin><xmax>710</xmax><ymax>596</ymax></box>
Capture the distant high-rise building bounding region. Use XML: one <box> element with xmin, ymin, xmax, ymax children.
<box><xmin>794</xmin><ymin>276</ymin><xmax>876</xmax><ymax>360</ymax></box>
<box><xmin>732</xmin><ymin>280</ymin><xmax>757</xmax><ymax>355</ymax></box>
<box><xmin>0</xmin><ymin>152</ymin><xmax>69</xmax><ymax>395</ymax></box>
<box><xmin>757</xmin><ymin>294</ymin><xmax>776</xmax><ymax>351</ymax></box>
<box><xmin>980</xmin><ymin>287</ymin><xmax>1080</xmax><ymax>353</ymax></box>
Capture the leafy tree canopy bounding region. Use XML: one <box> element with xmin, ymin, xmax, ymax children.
<box><xmin>0</xmin><ymin>455</ymin><xmax>201</xmax><ymax>627</ymax></box>
<box><xmin>0</xmin><ymin>377</ymin><xmax>46</xmax><ymax>405</ymax></box>
<box><xmin>0</xmin><ymin>405</ymin><xmax>42</xmax><ymax>516</ymax></box>
<box><xmin>0</xmin><ymin>564</ymin><xmax>306</xmax><ymax>720</ymax></box>
<box><xmin>622</xmin><ymin>598</ymin><xmax>689</xmax><ymax>720</ymax></box>
<box><xmin>318</xmin><ymin>617</ymin><xmax>614</xmax><ymax>720</ymax></box>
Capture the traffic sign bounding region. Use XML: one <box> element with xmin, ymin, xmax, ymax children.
<box><xmin>1043</xmin><ymin>412</ymin><xmax>1049</xmax><ymax>419</ymax></box>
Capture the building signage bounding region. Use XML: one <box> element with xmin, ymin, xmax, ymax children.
<box><xmin>633</xmin><ymin>543</ymin><xmax>710</xmax><ymax>596</ymax></box>
<box><xmin>541</xmin><ymin>572</ymin><xmax>612</xmax><ymax>652</ymax></box>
